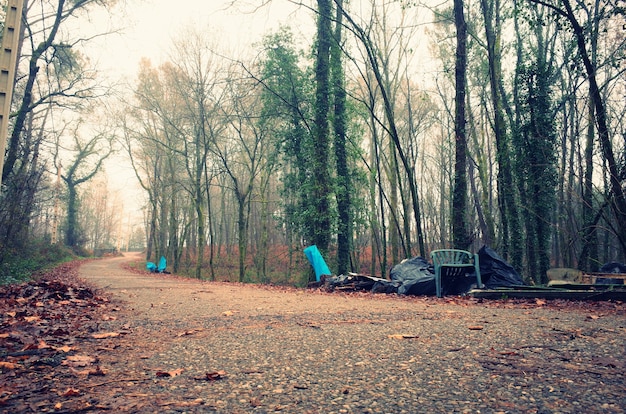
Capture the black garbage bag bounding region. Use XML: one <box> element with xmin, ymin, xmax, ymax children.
<box><xmin>324</xmin><ymin>274</ymin><xmax>400</xmax><ymax>293</ymax></box>
<box><xmin>478</xmin><ymin>246</ymin><xmax>526</xmax><ymax>288</ymax></box>
<box><xmin>596</xmin><ymin>262</ymin><xmax>626</xmax><ymax>285</ymax></box>
<box><xmin>390</xmin><ymin>256</ymin><xmax>482</xmax><ymax>296</ymax></box>
<box><xmin>389</xmin><ymin>256</ymin><xmax>436</xmax><ymax>295</ymax></box>
<box><xmin>372</xmin><ymin>279</ymin><xmax>402</xmax><ymax>294</ymax></box>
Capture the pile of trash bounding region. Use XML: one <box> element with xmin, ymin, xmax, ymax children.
<box><xmin>319</xmin><ymin>246</ymin><xmax>526</xmax><ymax>296</ymax></box>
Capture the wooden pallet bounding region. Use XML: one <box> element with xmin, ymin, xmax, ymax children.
<box><xmin>470</xmin><ymin>283</ymin><xmax>626</xmax><ymax>301</ymax></box>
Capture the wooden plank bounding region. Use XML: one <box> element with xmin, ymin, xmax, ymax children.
<box><xmin>470</xmin><ymin>287</ymin><xmax>626</xmax><ymax>301</ymax></box>
<box><xmin>582</xmin><ymin>273</ymin><xmax>626</xmax><ymax>284</ymax></box>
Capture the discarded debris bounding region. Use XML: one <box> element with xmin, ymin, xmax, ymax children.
<box><xmin>193</xmin><ymin>371</ymin><xmax>226</xmax><ymax>381</ymax></box>
<box><xmin>387</xmin><ymin>334</ymin><xmax>419</xmax><ymax>339</ymax></box>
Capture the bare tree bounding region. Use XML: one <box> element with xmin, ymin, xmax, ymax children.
<box><xmin>0</xmin><ymin>0</ymin><xmax>120</xmax><ymax>250</ymax></box>
<box><xmin>59</xmin><ymin>120</ymin><xmax>113</xmax><ymax>248</ymax></box>
<box><xmin>214</xmin><ymin>66</ymin><xmax>277</xmax><ymax>282</ymax></box>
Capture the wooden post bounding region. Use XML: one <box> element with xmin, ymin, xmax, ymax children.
<box><xmin>0</xmin><ymin>0</ymin><xmax>25</xmax><ymax>187</ymax></box>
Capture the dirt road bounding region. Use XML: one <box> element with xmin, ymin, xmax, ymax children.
<box><xmin>72</xmin><ymin>252</ymin><xmax>626</xmax><ymax>413</ymax></box>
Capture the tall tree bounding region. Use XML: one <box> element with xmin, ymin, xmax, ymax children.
<box><xmin>341</xmin><ymin>3</ymin><xmax>426</xmax><ymax>257</ymax></box>
<box><xmin>257</xmin><ymin>27</ymin><xmax>313</xmax><ymax>278</ymax></box>
<box><xmin>516</xmin><ymin>62</ymin><xmax>558</xmax><ymax>284</ymax></box>
<box><xmin>481</xmin><ymin>0</ymin><xmax>522</xmax><ymax>267</ymax></box>
<box><xmin>60</xmin><ymin>123</ymin><xmax>113</xmax><ymax>248</ymax></box>
<box><xmin>332</xmin><ymin>0</ymin><xmax>351</xmax><ymax>275</ymax></box>
<box><xmin>452</xmin><ymin>0</ymin><xmax>471</xmax><ymax>249</ymax></box>
<box><xmin>215</xmin><ymin>70</ymin><xmax>275</xmax><ymax>283</ymax></box>
<box><xmin>312</xmin><ymin>0</ymin><xmax>333</xmax><ymax>258</ymax></box>
<box><xmin>511</xmin><ymin>1</ymin><xmax>559</xmax><ymax>283</ymax></box>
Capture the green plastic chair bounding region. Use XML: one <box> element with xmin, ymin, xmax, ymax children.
<box><xmin>430</xmin><ymin>249</ymin><xmax>483</xmax><ymax>297</ymax></box>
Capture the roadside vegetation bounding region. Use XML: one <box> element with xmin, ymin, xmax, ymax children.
<box><xmin>0</xmin><ymin>241</ymin><xmax>76</xmax><ymax>285</ymax></box>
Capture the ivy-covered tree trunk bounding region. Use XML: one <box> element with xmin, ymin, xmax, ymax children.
<box><xmin>452</xmin><ymin>0</ymin><xmax>471</xmax><ymax>250</ymax></box>
<box><xmin>312</xmin><ymin>0</ymin><xmax>333</xmax><ymax>258</ymax></box>
<box><xmin>332</xmin><ymin>0</ymin><xmax>351</xmax><ymax>275</ymax></box>
<box><xmin>579</xmin><ymin>93</ymin><xmax>599</xmax><ymax>272</ymax></box>
<box><xmin>517</xmin><ymin>61</ymin><xmax>558</xmax><ymax>284</ymax></box>
<box><xmin>481</xmin><ymin>0</ymin><xmax>522</xmax><ymax>267</ymax></box>
<box><xmin>65</xmin><ymin>185</ymin><xmax>79</xmax><ymax>247</ymax></box>
<box><xmin>61</xmin><ymin>130</ymin><xmax>112</xmax><ymax>250</ymax></box>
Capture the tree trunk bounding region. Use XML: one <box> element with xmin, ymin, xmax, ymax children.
<box><xmin>332</xmin><ymin>0</ymin><xmax>351</xmax><ymax>275</ymax></box>
<box><xmin>237</xmin><ymin>192</ymin><xmax>248</xmax><ymax>282</ymax></box>
<box><xmin>65</xmin><ymin>184</ymin><xmax>78</xmax><ymax>247</ymax></box>
<box><xmin>452</xmin><ymin>0</ymin><xmax>472</xmax><ymax>250</ymax></box>
<box><xmin>481</xmin><ymin>0</ymin><xmax>522</xmax><ymax>267</ymax></box>
<box><xmin>313</xmin><ymin>0</ymin><xmax>333</xmax><ymax>258</ymax></box>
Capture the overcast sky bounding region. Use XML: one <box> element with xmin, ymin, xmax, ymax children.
<box><xmin>83</xmin><ymin>0</ymin><xmax>313</xmax><ymax>82</ymax></box>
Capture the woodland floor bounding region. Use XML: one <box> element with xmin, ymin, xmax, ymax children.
<box><xmin>1</xmin><ymin>252</ymin><xmax>625</xmax><ymax>413</ymax></box>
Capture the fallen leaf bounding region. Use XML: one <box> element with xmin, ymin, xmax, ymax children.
<box><xmin>91</xmin><ymin>332</ymin><xmax>120</xmax><ymax>339</ymax></box>
<box><xmin>88</xmin><ymin>366</ymin><xmax>107</xmax><ymax>376</ymax></box>
<box><xmin>387</xmin><ymin>334</ymin><xmax>419</xmax><ymax>339</ymax></box>
<box><xmin>23</xmin><ymin>340</ymin><xmax>50</xmax><ymax>350</ymax></box>
<box><xmin>193</xmin><ymin>370</ymin><xmax>226</xmax><ymax>381</ymax></box>
<box><xmin>64</xmin><ymin>355</ymin><xmax>96</xmax><ymax>367</ymax></box>
<box><xmin>156</xmin><ymin>368</ymin><xmax>184</xmax><ymax>377</ymax></box>
<box><xmin>61</xmin><ymin>388</ymin><xmax>80</xmax><ymax>397</ymax></box>
<box><xmin>535</xmin><ymin>299</ymin><xmax>546</xmax><ymax>306</ymax></box>
<box><xmin>177</xmin><ymin>328</ymin><xmax>203</xmax><ymax>337</ymax></box>
<box><xmin>72</xmin><ymin>368</ymin><xmax>93</xmax><ymax>377</ymax></box>
<box><xmin>222</xmin><ymin>310</ymin><xmax>236</xmax><ymax>316</ymax></box>
<box><xmin>0</xmin><ymin>361</ymin><xmax>17</xmax><ymax>370</ymax></box>
<box><xmin>206</xmin><ymin>371</ymin><xmax>225</xmax><ymax>380</ymax></box>
<box><xmin>24</xmin><ymin>316</ymin><xmax>41</xmax><ymax>322</ymax></box>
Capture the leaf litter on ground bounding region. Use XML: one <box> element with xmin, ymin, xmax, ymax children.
<box><xmin>0</xmin><ymin>260</ymin><xmax>130</xmax><ymax>412</ymax></box>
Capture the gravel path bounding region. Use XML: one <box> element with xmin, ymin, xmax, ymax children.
<box><xmin>78</xmin><ymin>253</ymin><xmax>626</xmax><ymax>413</ymax></box>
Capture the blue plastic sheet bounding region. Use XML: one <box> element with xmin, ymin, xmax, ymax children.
<box><xmin>157</xmin><ymin>256</ymin><xmax>167</xmax><ymax>272</ymax></box>
<box><xmin>147</xmin><ymin>256</ymin><xmax>167</xmax><ymax>273</ymax></box>
<box><xmin>304</xmin><ymin>245</ymin><xmax>332</xmax><ymax>281</ymax></box>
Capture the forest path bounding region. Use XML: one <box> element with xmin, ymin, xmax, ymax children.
<box><xmin>78</xmin><ymin>251</ymin><xmax>425</xmax><ymax>324</ymax></box>
<box><xmin>73</xmin><ymin>252</ymin><xmax>626</xmax><ymax>413</ymax></box>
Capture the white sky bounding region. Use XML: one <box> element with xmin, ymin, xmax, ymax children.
<box><xmin>83</xmin><ymin>0</ymin><xmax>314</xmax><ymax>82</ymax></box>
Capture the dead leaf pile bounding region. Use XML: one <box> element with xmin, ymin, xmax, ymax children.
<box><xmin>0</xmin><ymin>261</ymin><xmax>121</xmax><ymax>411</ymax></box>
